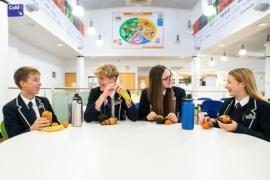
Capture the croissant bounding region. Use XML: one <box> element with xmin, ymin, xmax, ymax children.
<box><xmin>217</xmin><ymin>115</ymin><xmax>232</xmax><ymax>124</ymax></box>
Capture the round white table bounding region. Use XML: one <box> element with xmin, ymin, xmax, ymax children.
<box><xmin>1</xmin><ymin>121</ymin><xmax>270</xmax><ymax>180</ymax></box>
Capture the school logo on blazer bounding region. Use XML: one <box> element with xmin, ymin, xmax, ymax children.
<box><xmin>113</xmin><ymin>99</ymin><xmax>122</xmax><ymax>106</ymax></box>
<box><xmin>245</xmin><ymin>113</ymin><xmax>256</xmax><ymax>120</ymax></box>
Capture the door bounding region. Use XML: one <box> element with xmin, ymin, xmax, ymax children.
<box><xmin>65</xmin><ymin>73</ymin><xmax>76</xmax><ymax>87</ymax></box>
<box><xmin>119</xmin><ymin>73</ymin><xmax>135</xmax><ymax>90</ymax></box>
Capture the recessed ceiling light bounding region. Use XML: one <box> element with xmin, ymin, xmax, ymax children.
<box><xmin>218</xmin><ymin>44</ymin><xmax>225</xmax><ymax>47</ymax></box>
<box><xmin>57</xmin><ymin>43</ymin><xmax>63</xmax><ymax>47</ymax></box>
<box><xmin>180</xmin><ymin>56</ymin><xmax>185</xmax><ymax>59</ymax></box>
<box><xmin>257</xmin><ymin>22</ymin><xmax>268</xmax><ymax>27</ymax></box>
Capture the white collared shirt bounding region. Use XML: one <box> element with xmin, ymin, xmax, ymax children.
<box><xmin>235</xmin><ymin>96</ymin><xmax>250</xmax><ymax>108</ymax></box>
<box><xmin>20</xmin><ymin>94</ymin><xmax>40</xmax><ymax>118</ymax></box>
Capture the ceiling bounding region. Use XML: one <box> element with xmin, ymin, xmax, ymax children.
<box><xmin>9</xmin><ymin>15</ymin><xmax>80</xmax><ymax>59</ymax></box>
<box><xmin>85</xmin><ymin>56</ymin><xmax>192</xmax><ymax>61</ymax></box>
<box><xmin>203</xmin><ymin>14</ymin><xmax>270</xmax><ymax>58</ymax></box>
<box><xmin>79</xmin><ymin>0</ymin><xmax>199</xmax><ymax>10</ymax></box>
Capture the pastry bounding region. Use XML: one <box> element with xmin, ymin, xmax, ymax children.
<box><xmin>154</xmin><ymin>115</ymin><xmax>165</xmax><ymax>124</ymax></box>
<box><xmin>217</xmin><ymin>115</ymin><xmax>232</xmax><ymax>124</ymax></box>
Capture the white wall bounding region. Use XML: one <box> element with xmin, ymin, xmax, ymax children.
<box><xmin>65</xmin><ymin>57</ymin><xmax>190</xmax><ymax>88</ymax></box>
<box><xmin>0</xmin><ymin>2</ymin><xmax>9</xmax><ymax>120</ymax></box>
<box><xmin>8</xmin><ymin>33</ymin><xmax>66</xmax><ymax>88</ymax></box>
<box><xmin>82</xmin><ymin>6</ymin><xmax>195</xmax><ymax>56</ymax></box>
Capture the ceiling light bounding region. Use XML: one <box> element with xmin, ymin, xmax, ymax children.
<box><xmin>72</xmin><ymin>1</ymin><xmax>84</xmax><ymax>17</ymax></box>
<box><xmin>238</xmin><ymin>44</ymin><xmax>247</xmax><ymax>56</ymax></box>
<box><xmin>57</xmin><ymin>43</ymin><xmax>63</xmax><ymax>47</ymax></box>
<box><xmin>204</xmin><ymin>0</ymin><xmax>217</xmax><ymax>17</ymax></box>
<box><xmin>257</xmin><ymin>22</ymin><xmax>268</xmax><ymax>27</ymax></box>
<box><xmin>218</xmin><ymin>44</ymin><xmax>225</xmax><ymax>47</ymax></box>
<box><xmin>96</xmin><ymin>34</ymin><xmax>104</xmax><ymax>47</ymax></box>
<box><xmin>87</xmin><ymin>20</ymin><xmax>96</xmax><ymax>36</ymax></box>
<box><xmin>209</xmin><ymin>57</ymin><xmax>214</xmax><ymax>66</ymax></box>
<box><xmin>221</xmin><ymin>52</ymin><xmax>228</xmax><ymax>62</ymax></box>
<box><xmin>180</xmin><ymin>56</ymin><xmax>185</xmax><ymax>59</ymax></box>
<box><xmin>185</xmin><ymin>20</ymin><xmax>193</xmax><ymax>34</ymax></box>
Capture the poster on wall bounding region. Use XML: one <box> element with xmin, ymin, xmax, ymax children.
<box><xmin>112</xmin><ymin>12</ymin><xmax>164</xmax><ymax>49</ymax></box>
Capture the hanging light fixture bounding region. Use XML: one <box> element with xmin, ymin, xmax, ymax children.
<box><xmin>72</xmin><ymin>0</ymin><xmax>84</xmax><ymax>17</ymax></box>
<box><xmin>96</xmin><ymin>34</ymin><xmax>104</xmax><ymax>47</ymax></box>
<box><xmin>87</xmin><ymin>20</ymin><xmax>96</xmax><ymax>36</ymax></box>
<box><xmin>238</xmin><ymin>44</ymin><xmax>247</xmax><ymax>56</ymax></box>
<box><xmin>204</xmin><ymin>0</ymin><xmax>216</xmax><ymax>17</ymax></box>
<box><xmin>176</xmin><ymin>34</ymin><xmax>181</xmax><ymax>43</ymax></box>
<box><xmin>221</xmin><ymin>52</ymin><xmax>228</xmax><ymax>62</ymax></box>
<box><xmin>209</xmin><ymin>57</ymin><xmax>215</xmax><ymax>66</ymax></box>
<box><xmin>186</xmin><ymin>20</ymin><xmax>193</xmax><ymax>34</ymax></box>
<box><xmin>176</xmin><ymin>11</ymin><xmax>181</xmax><ymax>44</ymax></box>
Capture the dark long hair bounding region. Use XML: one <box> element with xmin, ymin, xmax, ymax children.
<box><xmin>147</xmin><ymin>65</ymin><xmax>175</xmax><ymax>116</ymax></box>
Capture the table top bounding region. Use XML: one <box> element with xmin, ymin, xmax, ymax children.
<box><xmin>1</xmin><ymin>121</ymin><xmax>270</xmax><ymax>180</ymax></box>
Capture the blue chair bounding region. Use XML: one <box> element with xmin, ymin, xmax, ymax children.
<box><xmin>200</xmin><ymin>100</ymin><xmax>223</xmax><ymax>118</ymax></box>
<box><xmin>220</xmin><ymin>97</ymin><xmax>227</xmax><ymax>101</ymax></box>
<box><xmin>197</xmin><ymin>97</ymin><xmax>212</xmax><ymax>101</ymax></box>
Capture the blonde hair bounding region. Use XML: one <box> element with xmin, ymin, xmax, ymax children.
<box><xmin>229</xmin><ymin>68</ymin><xmax>265</xmax><ymax>101</ymax></box>
<box><xmin>94</xmin><ymin>64</ymin><xmax>119</xmax><ymax>79</ymax></box>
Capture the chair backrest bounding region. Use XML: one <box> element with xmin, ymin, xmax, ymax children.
<box><xmin>200</xmin><ymin>100</ymin><xmax>223</xmax><ymax>118</ymax></box>
<box><xmin>220</xmin><ymin>98</ymin><xmax>227</xmax><ymax>101</ymax></box>
<box><xmin>197</xmin><ymin>97</ymin><xmax>212</xmax><ymax>101</ymax></box>
<box><xmin>0</xmin><ymin>121</ymin><xmax>8</xmax><ymax>140</ymax></box>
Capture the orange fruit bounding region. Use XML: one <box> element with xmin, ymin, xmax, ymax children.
<box><xmin>62</xmin><ymin>121</ymin><xmax>69</xmax><ymax>128</ymax></box>
<box><xmin>51</xmin><ymin>122</ymin><xmax>59</xmax><ymax>127</ymax></box>
<box><xmin>201</xmin><ymin>121</ymin><xmax>210</xmax><ymax>129</ymax></box>
<box><xmin>42</xmin><ymin>111</ymin><xmax>52</xmax><ymax>124</ymax></box>
<box><xmin>164</xmin><ymin>119</ymin><xmax>172</xmax><ymax>125</ymax></box>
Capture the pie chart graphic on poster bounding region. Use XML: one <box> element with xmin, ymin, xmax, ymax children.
<box><xmin>119</xmin><ymin>18</ymin><xmax>157</xmax><ymax>45</ymax></box>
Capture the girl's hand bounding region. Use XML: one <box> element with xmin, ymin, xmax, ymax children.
<box><xmin>147</xmin><ymin>112</ymin><xmax>157</xmax><ymax>121</ymax></box>
<box><xmin>166</xmin><ymin>113</ymin><xmax>178</xmax><ymax>123</ymax></box>
<box><xmin>218</xmin><ymin>120</ymin><xmax>238</xmax><ymax>132</ymax></box>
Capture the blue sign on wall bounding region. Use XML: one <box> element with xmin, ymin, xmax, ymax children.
<box><xmin>8</xmin><ymin>4</ymin><xmax>24</xmax><ymax>17</ymax></box>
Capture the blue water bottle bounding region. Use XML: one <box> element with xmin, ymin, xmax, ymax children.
<box><xmin>181</xmin><ymin>98</ymin><xmax>194</xmax><ymax>130</ymax></box>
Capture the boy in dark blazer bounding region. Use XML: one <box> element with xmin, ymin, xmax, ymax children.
<box><xmin>2</xmin><ymin>66</ymin><xmax>58</xmax><ymax>138</ymax></box>
<box><xmin>84</xmin><ymin>64</ymin><xmax>137</xmax><ymax>122</ymax></box>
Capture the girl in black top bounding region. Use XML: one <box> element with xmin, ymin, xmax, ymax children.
<box><xmin>214</xmin><ymin>68</ymin><xmax>270</xmax><ymax>141</ymax></box>
<box><xmin>138</xmin><ymin>65</ymin><xmax>186</xmax><ymax>122</ymax></box>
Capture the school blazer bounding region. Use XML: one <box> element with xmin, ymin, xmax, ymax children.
<box><xmin>84</xmin><ymin>87</ymin><xmax>138</xmax><ymax>122</ymax></box>
<box><xmin>138</xmin><ymin>86</ymin><xmax>186</xmax><ymax>121</ymax></box>
<box><xmin>2</xmin><ymin>95</ymin><xmax>59</xmax><ymax>138</ymax></box>
<box><xmin>219</xmin><ymin>97</ymin><xmax>270</xmax><ymax>142</ymax></box>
